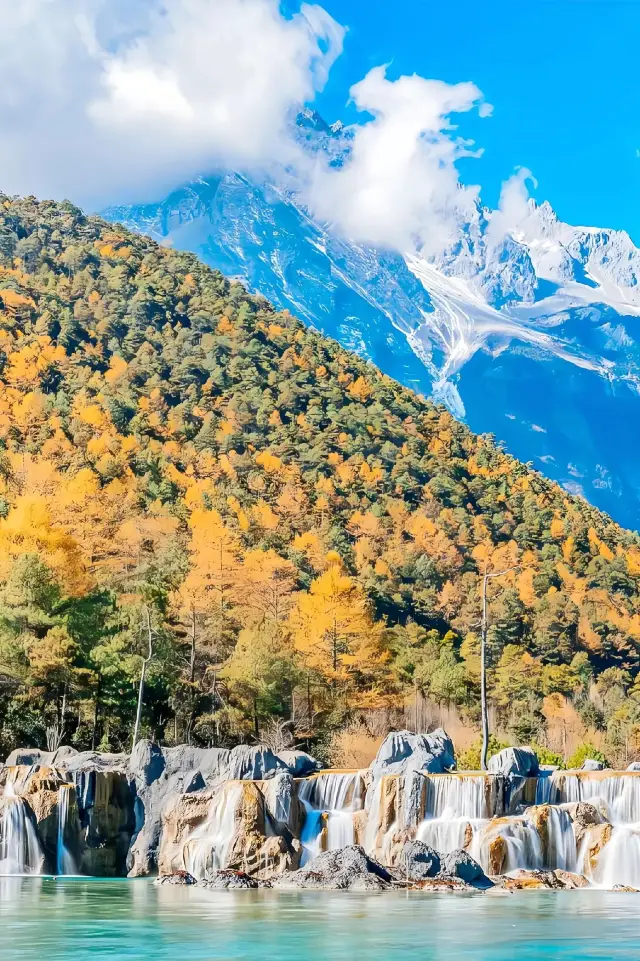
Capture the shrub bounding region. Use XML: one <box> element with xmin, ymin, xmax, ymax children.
<box><xmin>566</xmin><ymin>742</ymin><xmax>608</xmax><ymax>770</ymax></box>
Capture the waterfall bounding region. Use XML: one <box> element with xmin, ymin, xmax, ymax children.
<box><xmin>183</xmin><ymin>782</ymin><xmax>243</xmax><ymax>879</ymax></box>
<box><xmin>470</xmin><ymin>818</ymin><xmax>544</xmax><ymax>874</ymax></box>
<box><xmin>547</xmin><ymin>772</ymin><xmax>640</xmax><ymax>823</ymax></box>
<box><xmin>535</xmin><ymin>771</ymin><xmax>553</xmax><ymax>806</ymax></box>
<box><xmin>56</xmin><ymin>784</ymin><xmax>77</xmax><ymax>875</ymax></box>
<box><xmin>0</xmin><ymin>797</ymin><xmax>43</xmax><ymax>875</ymax></box>
<box><xmin>299</xmin><ymin>772</ymin><xmax>365</xmax><ymax>864</ymax></box>
<box><xmin>424</xmin><ymin>775</ymin><xmax>492</xmax><ymax>819</ymax></box>
<box><xmin>586</xmin><ymin>826</ymin><xmax>640</xmax><ymax>889</ymax></box>
<box><xmin>544</xmin><ymin>806</ymin><xmax>578</xmax><ymax>871</ymax></box>
<box><xmin>416</xmin><ymin>775</ymin><xmax>493</xmax><ymax>857</ymax></box>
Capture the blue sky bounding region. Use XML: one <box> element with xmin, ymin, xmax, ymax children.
<box><xmin>314</xmin><ymin>0</ymin><xmax>640</xmax><ymax>240</ymax></box>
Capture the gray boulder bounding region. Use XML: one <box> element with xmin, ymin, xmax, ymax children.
<box><xmin>627</xmin><ymin>762</ymin><xmax>640</xmax><ymax>772</ymax></box>
<box><xmin>487</xmin><ymin>747</ymin><xmax>539</xmax><ymax>778</ymax></box>
<box><xmin>200</xmin><ymin>870</ymin><xmax>268</xmax><ymax>889</ymax></box>
<box><xmin>277</xmin><ymin>750</ymin><xmax>322</xmax><ymax>778</ymax></box>
<box><xmin>222</xmin><ymin>745</ymin><xmax>288</xmax><ymax>781</ymax></box>
<box><xmin>5</xmin><ymin>746</ymin><xmax>78</xmax><ymax>768</ymax></box>
<box><xmin>273</xmin><ymin>845</ymin><xmax>393</xmax><ymax>890</ymax></box>
<box><xmin>440</xmin><ymin>849</ymin><xmax>492</xmax><ymax>888</ymax></box>
<box><xmin>396</xmin><ymin>840</ymin><xmax>441</xmax><ymax>880</ymax></box>
<box><xmin>369</xmin><ymin>729</ymin><xmax>456</xmax><ymax>781</ymax></box>
<box><xmin>582</xmin><ymin>759</ymin><xmax>605</xmax><ymax>772</ymax></box>
<box><xmin>155</xmin><ymin>871</ymin><xmax>197</xmax><ymax>886</ymax></box>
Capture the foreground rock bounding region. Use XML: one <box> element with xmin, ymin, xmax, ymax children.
<box><xmin>273</xmin><ymin>845</ymin><xmax>394</xmax><ymax>890</ymax></box>
<box><xmin>439</xmin><ymin>849</ymin><xmax>493</xmax><ymax>888</ymax></box>
<box><xmin>396</xmin><ymin>840</ymin><xmax>441</xmax><ymax>881</ymax></box>
<box><xmin>155</xmin><ymin>870</ymin><xmax>197</xmax><ymax>885</ymax></box>
<box><xmin>201</xmin><ymin>870</ymin><xmax>269</xmax><ymax>889</ymax></box>
<box><xmin>495</xmin><ymin>869</ymin><xmax>589</xmax><ymax>890</ymax></box>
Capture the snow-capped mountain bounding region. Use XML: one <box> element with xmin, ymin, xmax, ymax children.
<box><xmin>104</xmin><ymin>113</ymin><xmax>640</xmax><ymax>530</ymax></box>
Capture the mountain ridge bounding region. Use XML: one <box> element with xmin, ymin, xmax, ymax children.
<box><xmin>103</xmin><ymin>112</ymin><xmax>640</xmax><ymax>528</ymax></box>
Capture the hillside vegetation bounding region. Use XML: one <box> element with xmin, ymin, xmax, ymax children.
<box><xmin>1</xmin><ymin>194</ymin><xmax>640</xmax><ymax>764</ymax></box>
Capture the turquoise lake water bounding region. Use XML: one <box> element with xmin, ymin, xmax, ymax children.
<box><xmin>1</xmin><ymin>879</ymin><xmax>640</xmax><ymax>960</ymax></box>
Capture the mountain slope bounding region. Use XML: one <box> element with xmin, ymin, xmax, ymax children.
<box><xmin>2</xmin><ymin>194</ymin><xmax>640</xmax><ymax>758</ymax></box>
<box><xmin>104</xmin><ymin>115</ymin><xmax>640</xmax><ymax>529</ymax></box>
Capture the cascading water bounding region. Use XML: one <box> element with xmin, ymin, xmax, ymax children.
<box><xmin>299</xmin><ymin>772</ymin><xmax>365</xmax><ymax>864</ymax></box>
<box><xmin>548</xmin><ymin>772</ymin><xmax>640</xmax><ymax>823</ymax></box>
<box><xmin>56</xmin><ymin>784</ymin><xmax>77</xmax><ymax>875</ymax></box>
<box><xmin>417</xmin><ymin>775</ymin><xmax>493</xmax><ymax>858</ymax></box>
<box><xmin>544</xmin><ymin>806</ymin><xmax>577</xmax><ymax>872</ymax></box>
<box><xmin>0</xmin><ymin>796</ymin><xmax>43</xmax><ymax>875</ymax></box>
<box><xmin>183</xmin><ymin>782</ymin><xmax>244</xmax><ymax>879</ymax></box>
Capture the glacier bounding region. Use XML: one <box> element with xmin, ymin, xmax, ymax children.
<box><xmin>104</xmin><ymin>111</ymin><xmax>640</xmax><ymax>530</ymax></box>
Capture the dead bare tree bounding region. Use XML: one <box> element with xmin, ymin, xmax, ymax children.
<box><xmin>132</xmin><ymin>605</ymin><xmax>158</xmax><ymax>751</ymax></box>
<box><xmin>480</xmin><ymin>565</ymin><xmax>520</xmax><ymax>771</ymax></box>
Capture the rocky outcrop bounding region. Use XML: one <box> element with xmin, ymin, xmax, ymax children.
<box><xmin>581</xmin><ymin>759</ymin><xmax>605</xmax><ymax>772</ymax></box>
<box><xmin>487</xmin><ymin>835</ymin><xmax>508</xmax><ymax>876</ymax></box>
<box><xmin>369</xmin><ymin>730</ymin><xmax>456</xmax><ymax>782</ymax></box>
<box><xmin>439</xmin><ymin>849</ymin><xmax>492</xmax><ymax>888</ymax></box>
<box><xmin>200</xmin><ymin>870</ymin><xmax>268</xmax><ymax>889</ymax></box>
<box><xmin>5</xmin><ymin>747</ymin><xmax>79</xmax><ymax>768</ymax></box>
<box><xmin>396</xmin><ymin>840</ymin><xmax>440</xmax><ymax>880</ymax></box>
<box><xmin>274</xmin><ymin>845</ymin><xmax>393</xmax><ymax>890</ymax></box>
<box><xmin>278</xmin><ymin>750</ymin><xmax>321</xmax><ymax>777</ymax></box>
<box><xmin>158</xmin><ymin>778</ymin><xmax>301</xmax><ymax>880</ymax></box>
<box><xmin>0</xmin><ymin>762</ymin><xmax>134</xmax><ymax>875</ymax></box>
<box><xmin>582</xmin><ymin>822</ymin><xmax>613</xmax><ymax>875</ymax></box>
<box><xmin>155</xmin><ymin>870</ymin><xmax>197</xmax><ymax>885</ymax></box>
<box><xmin>126</xmin><ymin>740</ymin><xmax>229</xmax><ymax>876</ymax></box>
<box><xmin>554</xmin><ymin>869</ymin><xmax>589</xmax><ymax>889</ymax></box>
<box><xmin>488</xmin><ymin>747</ymin><xmax>539</xmax><ymax>779</ymax></box>
<box><xmin>564</xmin><ymin>802</ymin><xmax>603</xmax><ymax>846</ymax></box>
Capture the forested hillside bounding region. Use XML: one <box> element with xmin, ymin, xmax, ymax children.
<box><xmin>1</xmin><ymin>194</ymin><xmax>640</xmax><ymax>765</ymax></box>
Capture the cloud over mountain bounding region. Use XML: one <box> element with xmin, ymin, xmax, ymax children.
<box><xmin>0</xmin><ymin>0</ymin><xmax>344</xmax><ymax>206</ymax></box>
<box><xmin>307</xmin><ymin>66</ymin><xmax>490</xmax><ymax>256</ymax></box>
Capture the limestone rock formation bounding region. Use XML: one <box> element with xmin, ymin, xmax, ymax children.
<box><xmin>277</xmin><ymin>750</ymin><xmax>322</xmax><ymax>777</ymax></box>
<box><xmin>582</xmin><ymin>822</ymin><xmax>614</xmax><ymax>875</ymax></box>
<box><xmin>158</xmin><ymin>778</ymin><xmax>301</xmax><ymax>880</ymax></box>
<box><xmin>369</xmin><ymin>730</ymin><xmax>456</xmax><ymax>782</ymax></box>
<box><xmin>487</xmin><ymin>747</ymin><xmax>539</xmax><ymax>779</ymax></box>
<box><xmin>564</xmin><ymin>802</ymin><xmax>604</xmax><ymax>846</ymax></box>
<box><xmin>581</xmin><ymin>759</ymin><xmax>605</xmax><ymax>772</ymax></box>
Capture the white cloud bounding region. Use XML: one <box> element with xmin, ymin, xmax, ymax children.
<box><xmin>306</xmin><ymin>66</ymin><xmax>490</xmax><ymax>256</ymax></box>
<box><xmin>0</xmin><ymin>0</ymin><xmax>344</xmax><ymax>207</ymax></box>
<box><xmin>485</xmin><ymin>166</ymin><xmax>537</xmax><ymax>250</ymax></box>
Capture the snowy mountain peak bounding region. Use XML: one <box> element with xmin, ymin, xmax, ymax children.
<box><xmin>104</xmin><ymin>114</ymin><xmax>640</xmax><ymax>529</ymax></box>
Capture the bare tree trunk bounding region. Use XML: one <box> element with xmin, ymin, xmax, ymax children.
<box><xmin>132</xmin><ymin>605</ymin><xmax>155</xmax><ymax>751</ymax></box>
<box><xmin>91</xmin><ymin>679</ymin><xmax>100</xmax><ymax>751</ymax></box>
<box><xmin>480</xmin><ymin>564</ymin><xmax>520</xmax><ymax>771</ymax></box>
<box><xmin>480</xmin><ymin>571</ymin><xmax>490</xmax><ymax>771</ymax></box>
<box><xmin>189</xmin><ymin>605</ymin><xmax>197</xmax><ymax>684</ymax></box>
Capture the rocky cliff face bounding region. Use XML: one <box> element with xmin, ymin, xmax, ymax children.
<box><xmin>2</xmin><ymin>734</ymin><xmax>638</xmax><ymax>889</ymax></box>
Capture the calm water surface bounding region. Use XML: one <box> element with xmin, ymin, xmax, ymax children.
<box><xmin>1</xmin><ymin>879</ymin><xmax>640</xmax><ymax>960</ymax></box>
